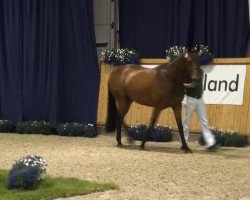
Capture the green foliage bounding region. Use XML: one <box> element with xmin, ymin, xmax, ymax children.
<box><xmin>221</xmin><ymin>131</ymin><xmax>248</xmax><ymax>147</ymax></box>
<box><xmin>8</xmin><ymin>155</ymin><xmax>47</xmax><ymax>190</ymax></box>
<box><xmin>16</xmin><ymin>121</ymin><xmax>52</xmax><ymax>135</ymax></box>
<box><xmin>0</xmin><ymin>169</ymin><xmax>118</xmax><ymax>200</ymax></box>
<box><xmin>199</xmin><ymin>129</ymin><xmax>248</xmax><ymax>147</ymax></box>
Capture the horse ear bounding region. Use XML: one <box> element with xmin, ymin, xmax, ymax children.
<box><xmin>184</xmin><ymin>53</ymin><xmax>189</xmax><ymax>58</ymax></box>
<box><xmin>184</xmin><ymin>53</ymin><xmax>193</xmax><ymax>61</ymax></box>
<box><xmin>184</xmin><ymin>52</ymin><xmax>192</xmax><ymax>61</ymax></box>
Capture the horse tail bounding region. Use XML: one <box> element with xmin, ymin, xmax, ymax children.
<box><xmin>105</xmin><ymin>89</ymin><xmax>117</xmax><ymax>132</ymax></box>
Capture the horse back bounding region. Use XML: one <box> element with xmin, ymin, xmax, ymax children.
<box><xmin>108</xmin><ymin>64</ymin><xmax>158</xmax><ymax>92</ymax></box>
<box><xmin>109</xmin><ymin>65</ymin><xmax>170</xmax><ymax>106</ymax></box>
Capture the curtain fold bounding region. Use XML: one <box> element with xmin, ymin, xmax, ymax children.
<box><xmin>0</xmin><ymin>0</ymin><xmax>23</xmax><ymax>123</ymax></box>
<box><xmin>119</xmin><ymin>0</ymin><xmax>249</xmax><ymax>58</ymax></box>
<box><xmin>0</xmin><ymin>0</ymin><xmax>99</xmax><ymax>126</ymax></box>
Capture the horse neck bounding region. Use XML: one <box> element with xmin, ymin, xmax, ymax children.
<box><xmin>166</xmin><ymin>60</ymin><xmax>187</xmax><ymax>84</ymax></box>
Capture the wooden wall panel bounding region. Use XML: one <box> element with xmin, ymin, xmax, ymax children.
<box><xmin>245</xmin><ymin>63</ymin><xmax>250</xmax><ymax>134</ymax></box>
<box><xmin>97</xmin><ymin>59</ymin><xmax>250</xmax><ymax>136</ymax></box>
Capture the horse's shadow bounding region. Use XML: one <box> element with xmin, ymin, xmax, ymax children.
<box><xmin>120</xmin><ymin>143</ymin><xmax>183</xmax><ymax>155</ymax></box>
<box><xmin>116</xmin><ymin>142</ymin><xmax>250</xmax><ymax>159</ymax></box>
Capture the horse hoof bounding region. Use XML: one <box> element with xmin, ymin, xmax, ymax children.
<box><xmin>127</xmin><ymin>137</ymin><xmax>135</xmax><ymax>144</ymax></box>
<box><xmin>181</xmin><ymin>146</ymin><xmax>192</xmax><ymax>153</ymax></box>
<box><xmin>139</xmin><ymin>145</ymin><xmax>145</xmax><ymax>150</ymax></box>
<box><xmin>185</xmin><ymin>149</ymin><xmax>192</xmax><ymax>154</ymax></box>
<box><xmin>117</xmin><ymin>143</ymin><xmax>123</xmax><ymax>148</ymax></box>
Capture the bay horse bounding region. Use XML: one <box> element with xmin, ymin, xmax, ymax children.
<box><xmin>105</xmin><ymin>50</ymin><xmax>201</xmax><ymax>153</ymax></box>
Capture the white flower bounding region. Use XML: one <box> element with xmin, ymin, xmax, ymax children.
<box><xmin>166</xmin><ymin>45</ymin><xmax>210</xmax><ymax>61</ymax></box>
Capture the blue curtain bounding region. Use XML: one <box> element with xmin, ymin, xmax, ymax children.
<box><xmin>0</xmin><ymin>0</ymin><xmax>100</xmax><ymax>126</ymax></box>
<box><xmin>119</xmin><ymin>0</ymin><xmax>249</xmax><ymax>58</ymax></box>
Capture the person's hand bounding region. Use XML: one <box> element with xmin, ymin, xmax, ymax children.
<box><xmin>183</xmin><ymin>82</ymin><xmax>196</xmax><ymax>88</ymax></box>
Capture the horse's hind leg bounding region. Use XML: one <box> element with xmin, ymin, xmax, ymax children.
<box><xmin>118</xmin><ymin>120</ymin><xmax>132</xmax><ymax>143</ymax></box>
<box><xmin>116</xmin><ymin>97</ymin><xmax>131</xmax><ymax>147</ymax></box>
<box><xmin>140</xmin><ymin>108</ymin><xmax>161</xmax><ymax>149</ymax></box>
<box><xmin>116</xmin><ymin>115</ymin><xmax>123</xmax><ymax>147</ymax></box>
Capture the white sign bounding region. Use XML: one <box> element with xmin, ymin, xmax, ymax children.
<box><xmin>202</xmin><ymin>65</ymin><xmax>246</xmax><ymax>105</ymax></box>
<box><xmin>142</xmin><ymin>64</ymin><xmax>247</xmax><ymax>105</ymax></box>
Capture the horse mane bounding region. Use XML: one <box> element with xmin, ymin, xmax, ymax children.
<box><xmin>155</xmin><ymin>52</ymin><xmax>191</xmax><ymax>86</ymax></box>
<box><xmin>156</xmin><ymin>52</ymin><xmax>187</xmax><ymax>70</ymax></box>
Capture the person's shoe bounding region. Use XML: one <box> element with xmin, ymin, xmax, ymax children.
<box><xmin>206</xmin><ymin>144</ymin><xmax>220</xmax><ymax>152</ymax></box>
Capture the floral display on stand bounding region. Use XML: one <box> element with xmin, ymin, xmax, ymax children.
<box><xmin>166</xmin><ymin>44</ymin><xmax>213</xmax><ymax>65</ymax></box>
<box><xmin>102</xmin><ymin>48</ymin><xmax>140</xmax><ymax>65</ymax></box>
<box><xmin>128</xmin><ymin>124</ymin><xmax>172</xmax><ymax>142</ymax></box>
<box><xmin>57</xmin><ymin>123</ymin><xmax>97</xmax><ymax>137</ymax></box>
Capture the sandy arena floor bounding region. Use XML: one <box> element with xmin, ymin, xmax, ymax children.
<box><xmin>0</xmin><ymin>132</ymin><xmax>249</xmax><ymax>200</ymax></box>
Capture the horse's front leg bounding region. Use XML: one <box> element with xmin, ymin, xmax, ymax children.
<box><xmin>173</xmin><ymin>104</ymin><xmax>192</xmax><ymax>153</ymax></box>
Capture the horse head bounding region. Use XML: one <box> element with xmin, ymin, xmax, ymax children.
<box><xmin>183</xmin><ymin>49</ymin><xmax>201</xmax><ymax>81</ymax></box>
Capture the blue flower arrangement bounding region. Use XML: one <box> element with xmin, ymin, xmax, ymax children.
<box><xmin>193</xmin><ymin>44</ymin><xmax>213</xmax><ymax>65</ymax></box>
<box><xmin>4</xmin><ymin>120</ymin><xmax>97</xmax><ymax>137</ymax></box>
<box><xmin>57</xmin><ymin>123</ymin><xmax>97</xmax><ymax>137</ymax></box>
<box><xmin>128</xmin><ymin>125</ymin><xmax>152</xmax><ymax>141</ymax></box>
<box><xmin>16</xmin><ymin>121</ymin><xmax>52</xmax><ymax>135</ymax></box>
<box><xmin>128</xmin><ymin>125</ymin><xmax>172</xmax><ymax>142</ymax></box>
<box><xmin>0</xmin><ymin>120</ymin><xmax>15</xmax><ymax>133</ymax></box>
<box><xmin>166</xmin><ymin>44</ymin><xmax>213</xmax><ymax>65</ymax></box>
<box><xmin>102</xmin><ymin>48</ymin><xmax>140</xmax><ymax>66</ymax></box>
<box><xmin>8</xmin><ymin>155</ymin><xmax>47</xmax><ymax>190</ymax></box>
<box><xmin>152</xmin><ymin>126</ymin><xmax>172</xmax><ymax>142</ymax></box>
